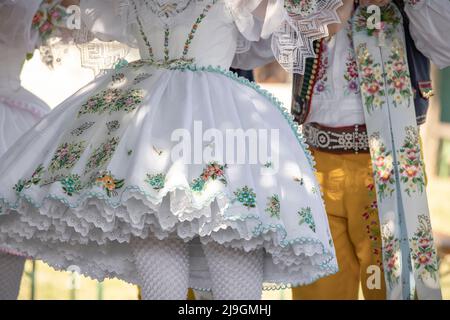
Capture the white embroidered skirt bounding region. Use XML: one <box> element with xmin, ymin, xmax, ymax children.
<box><xmin>0</xmin><ymin>64</ymin><xmax>337</xmax><ymax>289</ymax></box>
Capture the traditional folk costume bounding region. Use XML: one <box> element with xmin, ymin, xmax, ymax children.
<box><xmin>0</xmin><ymin>0</ymin><xmax>344</xmax><ymax>300</ymax></box>
<box><xmin>0</xmin><ymin>0</ymin><xmax>57</xmax><ymax>300</ymax></box>
<box><xmin>292</xmin><ymin>0</ymin><xmax>450</xmax><ymax>300</ymax></box>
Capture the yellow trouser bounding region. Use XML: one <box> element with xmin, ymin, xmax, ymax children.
<box><xmin>292</xmin><ymin>148</ymin><xmax>386</xmax><ymax>300</ymax></box>
<box><xmin>187</xmin><ymin>288</ymin><xmax>196</xmax><ymax>300</ymax></box>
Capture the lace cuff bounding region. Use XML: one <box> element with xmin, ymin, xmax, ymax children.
<box><xmin>226</xmin><ymin>0</ymin><xmax>343</xmax><ymax>74</ymax></box>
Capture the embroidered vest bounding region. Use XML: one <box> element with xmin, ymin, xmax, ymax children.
<box><xmin>291</xmin><ymin>1</ymin><xmax>432</xmax><ymax>126</ymax></box>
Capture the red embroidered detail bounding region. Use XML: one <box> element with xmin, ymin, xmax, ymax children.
<box><xmin>418</xmin><ymin>81</ymin><xmax>434</xmax><ymax>99</ymax></box>
<box><xmin>363</xmin><ymin>198</ymin><xmax>383</xmax><ymax>267</ymax></box>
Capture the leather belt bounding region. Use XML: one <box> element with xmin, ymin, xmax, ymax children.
<box><xmin>303</xmin><ymin>122</ymin><xmax>369</xmax><ymax>154</ymax></box>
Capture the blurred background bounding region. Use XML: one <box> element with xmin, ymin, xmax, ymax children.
<box><xmin>14</xmin><ymin>46</ymin><xmax>450</xmax><ymax>300</ymax></box>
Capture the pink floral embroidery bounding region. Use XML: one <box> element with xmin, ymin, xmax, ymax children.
<box><xmin>344</xmin><ymin>25</ymin><xmax>360</xmax><ymax>95</ymax></box>
<box><xmin>191</xmin><ymin>162</ymin><xmax>227</xmax><ymax>192</ymax></box>
<box><xmin>407</xmin><ymin>0</ymin><xmax>423</xmax><ymax>7</ymax></box>
<box><xmin>382</xmin><ymin>224</ymin><xmax>401</xmax><ymax>288</ymax></box>
<box><xmin>356</xmin><ymin>44</ymin><xmax>386</xmax><ymax>113</ymax></box>
<box><xmin>284</xmin><ymin>0</ymin><xmax>316</xmax><ymax>15</ymax></box>
<box><xmin>362</xmin><ymin>198</ymin><xmax>383</xmax><ymax>267</ymax></box>
<box><xmin>32</xmin><ymin>1</ymin><xmax>66</xmax><ymax>42</ymax></box>
<box><xmin>48</xmin><ymin>141</ymin><xmax>86</xmax><ymax>173</ymax></box>
<box><xmin>369</xmin><ymin>132</ymin><xmax>395</xmax><ymax>201</ymax></box>
<box><xmin>398</xmin><ymin>127</ymin><xmax>426</xmax><ymax>196</ymax></box>
<box><xmin>344</xmin><ymin>51</ymin><xmax>360</xmax><ymax>95</ymax></box>
<box><xmin>410</xmin><ymin>215</ymin><xmax>439</xmax><ymax>282</ymax></box>
<box><xmin>386</xmin><ymin>40</ymin><xmax>413</xmax><ymax>108</ymax></box>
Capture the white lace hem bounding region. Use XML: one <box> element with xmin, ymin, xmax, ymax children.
<box><xmin>0</xmin><ymin>186</ymin><xmax>337</xmax><ymax>289</ymax></box>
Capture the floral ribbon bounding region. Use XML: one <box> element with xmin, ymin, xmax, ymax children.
<box><xmin>32</xmin><ymin>0</ymin><xmax>67</xmax><ymax>43</ymax></box>
<box><xmin>352</xmin><ymin>4</ymin><xmax>441</xmax><ymax>299</ymax></box>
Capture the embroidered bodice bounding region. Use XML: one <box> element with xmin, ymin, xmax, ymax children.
<box><xmin>79</xmin><ymin>0</ymin><xmax>344</xmax><ymax>74</ymax></box>
<box><xmin>130</xmin><ymin>0</ymin><xmax>239</xmax><ymax>69</ymax></box>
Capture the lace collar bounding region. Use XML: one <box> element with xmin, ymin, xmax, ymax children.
<box><xmin>144</xmin><ymin>0</ymin><xmax>193</xmax><ymax>25</ymax></box>
<box><xmin>131</xmin><ymin>0</ymin><xmax>216</xmax><ymax>27</ymax></box>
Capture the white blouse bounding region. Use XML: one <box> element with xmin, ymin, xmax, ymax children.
<box><xmin>306</xmin><ymin>23</ymin><xmax>365</xmax><ymax>127</ymax></box>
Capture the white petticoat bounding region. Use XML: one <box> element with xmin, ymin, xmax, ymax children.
<box><xmin>0</xmin><ymin>89</ymin><xmax>50</xmax><ymax>257</ymax></box>
<box><xmin>0</xmin><ymin>63</ymin><xmax>337</xmax><ymax>289</ymax></box>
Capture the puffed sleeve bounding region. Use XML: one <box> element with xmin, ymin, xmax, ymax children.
<box><xmin>226</xmin><ymin>0</ymin><xmax>343</xmax><ymax>74</ymax></box>
<box><xmin>405</xmin><ymin>0</ymin><xmax>450</xmax><ymax>69</ymax></box>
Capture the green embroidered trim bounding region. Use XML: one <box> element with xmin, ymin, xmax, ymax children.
<box><xmin>298</xmin><ymin>207</ymin><xmax>316</xmax><ymax>232</ymax></box>
<box><xmin>13</xmin><ymin>164</ymin><xmax>45</xmax><ymax>194</ymax></box>
<box><xmin>163</xmin><ymin>27</ymin><xmax>170</xmax><ymax>62</ymax></box>
<box><xmin>85</xmin><ymin>137</ymin><xmax>120</xmax><ymax>174</ymax></box>
<box><xmin>145</xmin><ymin>173</ymin><xmax>166</xmax><ymax>191</ymax></box>
<box><xmin>61</xmin><ymin>174</ymin><xmax>83</xmax><ymax>196</ymax></box>
<box><xmin>234</xmin><ymin>186</ymin><xmax>257</xmax><ymax>209</ymax></box>
<box><xmin>182</xmin><ymin>1</ymin><xmax>217</xmax><ymax>59</ymax></box>
<box><xmin>48</xmin><ymin>141</ymin><xmax>86</xmax><ymax>174</ymax></box>
<box><xmin>0</xmin><ymin>179</ymin><xmax>337</xmax><ymax>290</ymax></box>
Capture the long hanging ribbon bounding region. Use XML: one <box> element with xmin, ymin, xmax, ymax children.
<box><xmin>352</xmin><ymin>4</ymin><xmax>441</xmax><ymax>300</ymax></box>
